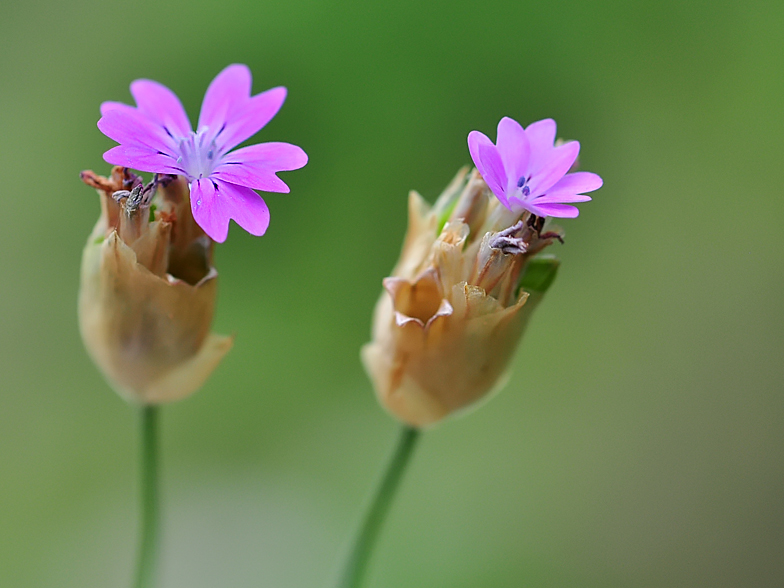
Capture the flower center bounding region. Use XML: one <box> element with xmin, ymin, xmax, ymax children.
<box><xmin>517</xmin><ymin>175</ymin><xmax>531</xmax><ymax>197</ymax></box>
<box><xmin>176</xmin><ymin>127</ymin><xmax>219</xmax><ymax>181</ymax></box>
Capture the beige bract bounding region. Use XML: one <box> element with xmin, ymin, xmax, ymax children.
<box><xmin>362</xmin><ymin>168</ymin><xmax>561</xmax><ymax>428</ymax></box>
<box><xmin>79</xmin><ymin>168</ymin><xmax>233</xmax><ymax>404</ymax></box>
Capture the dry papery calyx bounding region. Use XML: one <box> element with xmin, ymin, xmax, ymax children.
<box><xmin>363</xmin><ymin>167</ymin><xmax>561</xmax><ymax>428</ymax></box>
<box><xmin>79</xmin><ymin>167</ymin><xmax>233</xmax><ymax>404</ymax></box>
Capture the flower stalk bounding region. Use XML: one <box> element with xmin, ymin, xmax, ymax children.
<box><xmin>134</xmin><ymin>406</ymin><xmax>160</xmax><ymax>588</ymax></box>
<box><xmin>335</xmin><ymin>426</ymin><xmax>420</xmax><ymax>588</ymax></box>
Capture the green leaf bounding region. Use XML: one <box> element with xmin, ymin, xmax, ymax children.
<box><xmin>519</xmin><ymin>255</ymin><xmax>560</xmax><ymax>294</ymax></box>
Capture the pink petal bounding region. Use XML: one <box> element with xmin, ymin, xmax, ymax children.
<box><xmin>197</xmin><ymin>64</ymin><xmax>252</xmax><ymax>133</ymax></box>
<box><xmin>211</xmin><ymin>168</ymin><xmax>287</xmax><ymax>193</ymax></box>
<box><xmin>529</xmin><ymin>202</ymin><xmax>581</xmax><ymax>218</ymax></box>
<box><xmin>533</xmin><ymin>193</ymin><xmax>592</xmax><ymax>204</ymax></box>
<box><xmin>529</xmin><ymin>141</ymin><xmax>580</xmax><ymax>195</ymax></box>
<box><xmin>546</xmin><ymin>171</ymin><xmax>603</xmax><ymax>196</ymax></box>
<box><xmin>190</xmin><ymin>178</ymin><xmax>270</xmax><ymax>243</ymax></box>
<box><xmin>190</xmin><ymin>179</ymin><xmax>227</xmax><ymax>242</ymax></box>
<box><xmin>496</xmin><ymin>117</ymin><xmax>530</xmax><ymax>184</ymax></box>
<box><xmin>98</xmin><ymin>108</ymin><xmax>178</xmax><ymax>156</ymax></box>
<box><xmin>214</xmin><ymin>87</ymin><xmax>287</xmax><ymax>152</ymax></box>
<box><xmin>213</xmin><ymin>142</ymin><xmax>307</xmax><ymax>192</ymax></box>
<box><xmin>222</xmin><ymin>142</ymin><xmax>308</xmax><ymax>169</ymax></box>
<box><xmin>467</xmin><ymin>130</ymin><xmax>488</xmax><ymax>175</ymax></box>
<box><xmin>468</xmin><ymin>131</ymin><xmax>508</xmax><ymax>206</ymax></box>
<box><xmin>100</xmin><ymin>101</ymin><xmax>135</xmax><ymax>116</ymax></box>
<box><xmin>103</xmin><ymin>145</ymin><xmax>186</xmax><ymax>176</ymax></box>
<box><xmin>477</xmin><ymin>142</ymin><xmax>509</xmax><ymax>208</ymax></box>
<box><xmin>524</xmin><ymin>118</ymin><xmax>557</xmax><ymax>172</ymax></box>
<box><xmin>130</xmin><ymin>79</ymin><xmax>192</xmax><ymax>138</ymax></box>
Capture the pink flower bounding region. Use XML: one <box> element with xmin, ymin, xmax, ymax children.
<box><xmin>468</xmin><ymin>117</ymin><xmax>601</xmax><ymax>218</ymax></box>
<box><xmin>98</xmin><ymin>64</ymin><xmax>308</xmax><ymax>242</ymax></box>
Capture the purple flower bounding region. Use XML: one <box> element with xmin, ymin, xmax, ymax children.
<box><xmin>468</xmin><ymin>117</ymin><xmax>602</xmax><ymax>218</ymax></box>
<box><xmin>98</xmin><ymin>64</ymin><xmax>308</xmax><ymax>242</ymax></box>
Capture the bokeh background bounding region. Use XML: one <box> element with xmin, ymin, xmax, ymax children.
<box><xmin>1</xmin><ymin>0</ymin><xmax>783</xmax><ymax>586</ymax></box>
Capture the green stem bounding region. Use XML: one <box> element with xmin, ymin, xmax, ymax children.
<box><xmin>133</xmin><ymin>405</ymin><xmax>160</xmax><ymax>588</ymax></box>
<box><xmin>336</xmin><ymin>425</ymin><xmax>421</xmax><ymax>588</ymax></box>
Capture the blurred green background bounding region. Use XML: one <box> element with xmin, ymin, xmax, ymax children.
<box><xmin>1</xmin><ymin>0</ymin><xmax>783</xmax><ymax>586</ymax></box>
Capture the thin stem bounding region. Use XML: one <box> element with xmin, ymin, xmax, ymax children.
<box><xmin>335</xmin><ymin>425</ymin><xmax>421</xmax><ymax>588</ymax></box>
<box><xmin>133</xmin><ymin>405</ymin><xmax>160</xmax><ymax>588</ymax></box>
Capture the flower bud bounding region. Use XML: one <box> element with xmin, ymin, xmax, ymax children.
<box><xmin>79</xmin><ymin>167</ymin><xmax>233</xmax><ymax>404</ymax></box>
<box><xmin>362</xmin><ymin>168</ymin><xmax>561</xmax><ymax>428</ymax></box>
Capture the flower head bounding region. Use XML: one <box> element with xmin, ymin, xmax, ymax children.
<box><xmin>468</xmin><ymin>117</ymin><xmax>602</xmax><ymax>218</ymax></box>
<box><xmin>362</xmin><ymin>168</ymin><xmax>562</xmax><ymax>428</ymax></box>
<box><xmin>98</xmin><ymin>64</ymin><xmax>307</xmax><ymax>242</ymax></box>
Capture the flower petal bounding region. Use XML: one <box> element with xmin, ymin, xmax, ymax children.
<box><xmin>467</xmin><ymin>130</ymin><xmax>489</xmax><ymax>176</ymax></box>
<box><xmin>222</xmin><ymin>141</ymin><xmax>308</xmax><ymax>170</ymax></box>
<box><xmin>103</xmin><ymin>145</ymin><xmax>186</xmax><ymax>176</ymax></box>
<box><xmin>468</xmin><ymin>131</ymin><xmax>508</xmax><ymax>206</ymax></box>
<box><xmin>546</xmin><ymin>171</ymin><xmax>603</xmax><ymax>196</ymax></box>
<box><xmin>525</xmin><ymin>118</ymin><xmax>557</xmax><ymax>172</ymax></box>
<box><xmin>190</xmin><ymin>179</ymin><xmax>227</xmax><ymax>242</ymax></box>
<box><xmin>130</xmin><ymin>79</ymin><xmax>192</xmax><ymax>138</ymax></box>
<box><xmin>212</xmin><ymin>142</ymin><xmax>307</xmax><ymax>192</ymax></box>
<box><xmin>528</xmin><ymin>202</ymin><xmax>581</xmax><ymax>218</ymax></box>
<box><xmin>496</xmin><ymin>117</ymin><xmax>530</xmax><ymax>185</ymax></box>
<box><xmin>190</xmin><ymin>178</ymin><xmax>270</xmax><ymax>243</ymax></box>
<box><xmin>100</xmin><ymin>101</ymin><xmax>135</xmax><ymax>116</ymax></box>
<box><xmin>198</xmin><ymin>64</ymin><xmax>252</xmax><ymax>133</ymax></box>
<box><xmin>529</xmin><ymin>141</ymin><xmax>580</xmax><ymax>195</ymax></box>
<box><xmin>98</xmin><ymin>108</ymin><xmax>178</xmax><ymax>156</ymax></box>
<box><xmin>213</xmin><ymin>87</ymin><xmax>288</xmax><ymax>152</ymax></box>
<box><xmin>533</xmin><ymin>193</ymin><xmax>592</xmax><ymax>204</ymax></box>
<box><xmin>477</xmin><ymin>142</ymin><xmax>509</xmax><ymax>208</ymax></box>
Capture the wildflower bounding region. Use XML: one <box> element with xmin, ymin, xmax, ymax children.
<box><xmin>362</xmin><ymin>170</ymin><xmax>550</xmax><ymax>426</ymax></box>
<box><xmin>468</xmin><ymin>117</ymin><xmax>602</xmax><ymax>218</ymax></box>
<box><xmin>79</xmin><ymin>167</ymin><xmax>233</xmax><ymax>404</ymax></box>
<box><xmin>98</xmin><ymin>64</ymin><xmax>307</xmax><ymax>242</ymax></box>
<box><xmin>364</xmin><ymin>119</ymin><xmax>601</xmax><ymax>427</ymax></box>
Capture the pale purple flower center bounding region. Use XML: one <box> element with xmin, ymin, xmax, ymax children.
<box><xmin>175</xmin><ymin>127</ymin><xmax>222</xmax><ymax>182</ymax></box>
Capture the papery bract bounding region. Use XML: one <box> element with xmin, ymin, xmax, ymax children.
<box><xmin>362</xmin><ymin>168</ymin><xmax>561</xmax><ymax>427</ymax></box>
<box><xmin>98</xmin><ymin>64</ymin><xmax>308</xmax><ymax>242</ymax></box>
<box><xmin>79</xmin><ymin>168</ymin><xmax>233</xmax><ymax>404</ymax></box>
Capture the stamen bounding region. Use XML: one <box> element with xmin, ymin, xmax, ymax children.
<box><xmin>490</xmin><ymin>221</ymin><xmax>528</xmax><ymax>255</ymax></box>
<box><xmin>517</xmin><ymin>176</ymin><xmax>531</xmax><ymax>196</ymax></box>
<box><xmin>122</xmin><ymin>170</ymin><xmax>143</xmax><ymax>190</ymax></box>
<box><xmin>111</xmin><ymin>189</ymin><xmax>132</xmax><ymax>202</ymax></box>
<box><xmin>113</xmin><ymin>181</ymin><xmax>156</xmax><ymax>213</ymax></box>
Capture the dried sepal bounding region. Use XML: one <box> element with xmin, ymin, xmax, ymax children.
<box><xmin>362</xmin><ymin>169</ymin><xmax>561</xmax><ymax>427</ymax></box>
<box><xmin>79</xmin><ymin>167</ymin><xmax>232</xmax><ymax>404</ymax></box>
